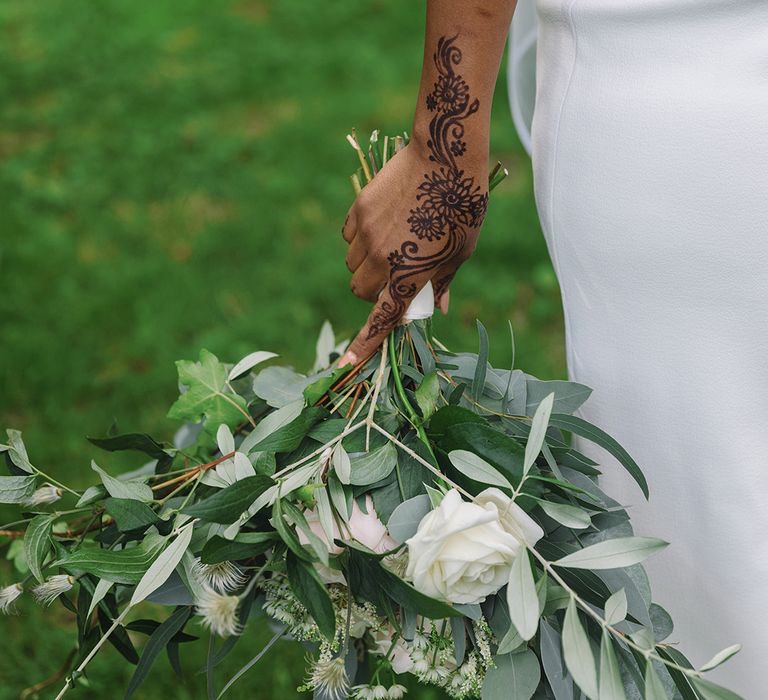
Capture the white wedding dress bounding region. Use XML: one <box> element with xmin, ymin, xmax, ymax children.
<box><xmin>509</xmin><ymin>0</ymin><xmax>768</xmax><ymax>696</ymax></box>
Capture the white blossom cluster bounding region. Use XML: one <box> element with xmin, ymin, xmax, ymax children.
<box><xmin>262</xmin><ymin>575</ymin><xmax>495</xmax><ymax>700</ymax></box>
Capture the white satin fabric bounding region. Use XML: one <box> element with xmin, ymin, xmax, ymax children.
<box><xmin>511</xmin><ymin>1</ymin><xmax>768</xmax><ymax>695</ymax></box>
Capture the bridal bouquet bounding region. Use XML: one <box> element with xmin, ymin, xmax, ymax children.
<box><xmin>0</xmin><ymin>132</ymin><xmax>742</xmax><ymax>700</ymax></box>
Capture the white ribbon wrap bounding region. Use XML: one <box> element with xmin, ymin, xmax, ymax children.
<box><xmin>403</xmin><ymin>280</ymin><xmax>435</xmax><ymax>321</ymax></box>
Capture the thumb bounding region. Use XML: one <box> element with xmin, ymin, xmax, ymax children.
<box><xmin>338</xmin><ymin>278</ymin><xmax>422</xmax><ymax>367</ymax></box>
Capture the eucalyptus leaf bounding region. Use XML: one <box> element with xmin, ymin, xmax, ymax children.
<box><xmin>598</xmin><ymin>630</ymin><xmax>626</xmax><ymax>700</ymax></box>
<box><xmin>506</xmin><ymin>553</ymin><xmax>539</xmax><ymax>641</ymax></box>
<box><xmin>554</xmin><ymin>537</ymin><xmax>667</xmax><ymax>570</ymax></box>
<box><xmin>228</xmin><ymin>351</ymin><xmax>277</xmax><ymax>381</ymax></box>
<box><xmin>562</xmin><ymin>598</ymin><xmax>599</xmax><ymax>700</ymax></box>
<box><xmin>523</xmin><ymin>391</ymin><xmax>554</xmax><ymax>475</ymax></box>
<box><xmin>448</xmin><ymin>450</ymin><xmax>512</xmax><ymax>489</ymax></box>
<box><xmin>603</xmin><ymin>588</ymin><xmax>628</xmax><ymax>626</ymax></box>
<box><xmin>131</xmin><ymin>522</ymin><xmax>195</xmax><ymax>605</ymax></box>
<box><xmin>332</xmin><ymin>443</ymin><xmax>351</xmax><ymax>485</ymax></box>
<box><xmin>643</xmin><ymin>663</ymin><xmax>669</xmax><ymax>700</ymax></box>
<box><xmin>548</xmin><ymin>414</ymin><xmax>649</xmax><ymax>499</ymax></box>
<box><xmin>540</xmin><ymin>500</ymin><xmax>592</xmax><ymax>530</ymax></box>
<box><xmin>540</xmin><ymin>619</ymin><xmax>574</xmax><ymax>700</ymax></box>
<box><xmin>699</xmin><ymin>644</ymin><xmax>741</xmax><ymax>672</ymax></box>
<box><xmin>690</xmin><ymin>677</ymin><xmax>744</xmax><ymax>700</ymax></box>
<box><xmin>387</xmin><ymin>495</ymin><xmax>431</xmax><ymax>544</ymax></box>
<box><xmin>349</xmin><ymin>442</ymin><xmax>397</xmax><ymax>486</ymax></box>
<box><xmin>482</xmin><ymin>649</ymin><xmax>540</xmax><ymax>700</ymax></box>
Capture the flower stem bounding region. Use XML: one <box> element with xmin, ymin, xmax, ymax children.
<box><xmin>387</xmin><ymin>331</ymin><xmax>437</xmax><ymax>465</ymax></box>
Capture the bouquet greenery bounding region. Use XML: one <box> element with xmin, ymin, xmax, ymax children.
<box><xmin>0</xmin><ymin>132</ymin><xmax>742</xmax><ymax>700</ymax></box>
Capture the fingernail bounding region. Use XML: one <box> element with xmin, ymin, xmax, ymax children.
<box><xmin>338</xmin><ymin>350</ymin><xmax>358</xmax><ymax>368</ymax></box>
<box><xmin>438</xmin><ymin>292</ymin><xmax>450</xmax><ymax>314</ymax></box>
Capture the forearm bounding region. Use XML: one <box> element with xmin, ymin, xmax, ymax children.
<box><xmin>411</xmin><ymin>0</ymin><xmax>518</xmax><ymax>162</ymax></box>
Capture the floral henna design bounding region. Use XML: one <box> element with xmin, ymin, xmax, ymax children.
<box><xmin>366</xmin><ymin>35</ymin><xmax>488</xmax><ymax>339</ymax></box>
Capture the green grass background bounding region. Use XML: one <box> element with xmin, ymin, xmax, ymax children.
<box><xmin>0</xmin><ymin>0</ymin><xmax>564</xmax><ymax>697</ymax></box>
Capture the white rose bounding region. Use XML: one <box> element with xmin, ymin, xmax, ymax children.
<box><xmin>405</xmin><ymin>489</ymin><xmax>543</xmax><ymax>605</ymax></box>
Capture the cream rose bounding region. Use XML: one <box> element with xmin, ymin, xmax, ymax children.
<box><xmin>405</xmin><ymin>488</ymin><xmax>543</xmax><ymax>605</ymax></box>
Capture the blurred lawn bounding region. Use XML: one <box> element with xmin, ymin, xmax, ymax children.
<box><xmin>0</xmin><ymin>0</ymin><xmax>564</xmax><ymax>697</ymax></box>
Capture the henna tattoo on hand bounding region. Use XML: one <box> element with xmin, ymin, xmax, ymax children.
<box><xmin>366</xmin><ymin>34</ymin><xmax>488</xmax><ymax>338</ymax></box>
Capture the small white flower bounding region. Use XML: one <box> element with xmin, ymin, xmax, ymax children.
<box><xmin>192</xmin><ymin>558</ymin><xmax>246</xmax><ymax>593</ymax></box>
<box><xmin>0</xmin><ymin>584</ymin><xmax>23</xmax><ymax>614</ymax></box>
<box><xmin>371</xmin><ymin>686</ymin><xmax>388</xmax><ymax>700</ymax></box>
<box><xmin>32</xmin><ymin>575</ymin><xmax>73</xmax><ymax>606</ymax></box>
<box><xmin>307</xmin><ymin>655</ymin><xmax>349</xmax><ymax>700</ymax></box>
<box><xmin>387</xmin><ymin>686</ymin><xmax>407</xmax><ymax>700</ymax></box>
<box><xmin>26</xmin><ymin>483</ymin><xmax>61</xmax><ymax>506</ymax></box>
<box><xmin>196</xmin><ymin>587</ymin><xmax>241</xmax><ymax>637</ymax></box>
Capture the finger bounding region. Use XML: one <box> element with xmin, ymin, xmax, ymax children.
<box><xmin>350</xmin><ymin>257</ymin><xmax>388</xmax><ymax>302</ymax></box>
<box><xmin>343</xmin><ymin>272</ymin><xmax>432</xmax><ymax>364</ymax></box>
<box><xmin>432</xmin><ymin>262</ymin><xmax>461</xmax><ymax>313</ymax></box>
<box><xmin>438</xmin><ymin>289</ymin><xmax>450</xmax><ymax>315</ymax></box>
<box><xmin>342</xmin><ymin>207</ymin><xmax>357</xmax><ymax>243</ymax></box>
<box><xmin>345</xmin><ymin>235</ymin><xmax>366</xmax><ymax>272</ymax></box>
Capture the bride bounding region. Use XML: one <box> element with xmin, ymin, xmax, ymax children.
<box><xmin>338</xmin><ymin>0</ymin><xmax>767</xmax><ymax>696</ymax></box>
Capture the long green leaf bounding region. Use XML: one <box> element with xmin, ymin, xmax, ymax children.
<box><xmin>448</xmin><ymin>450</ymin><xmax>512</xmax><ymax>489</ymax></box>
<box><xmin>285</xmin><ymin>551</ymin><xmax>335</xmax><ymax>640</ymax></box>
<box><xmin>644</xmin><ymin>664</ymin><xmax>668</xmax><ymax>700</ymax></box>
<box><xmin>131</xmin><ymin>522</ymin><xmax>194</xmax><ymax>605</ymax></box>
<box><xmin>57</xmin><ymin>535</ymin><xmax>166</xmax><ymax>584</ymax></box>
<box><xmin>349</xmin><ymin>442</ymin><xmax>397</xmax><ymax>486</ymax></box>
<box><xmin>0</xmin><ymin>475</ymin><xmax>36</xmax><ymax>504</ymax></box>
<box><xmin>548</xmin><ymin>414</ymin><xmax>649</xmax><ymax>498</ymax></box>
<box><xmin>183</xmin><ymin>475</ymin><xmax>272</xmax><ymax>524</ymax></box>
<box><xmin>524</xmin><ymin>392</ymin><xmax>554</xmax><ymax>475</ymax></box>
<box><xmin>554</xmin><ymin>537</ymin><xmax>667</xmax><ymax>570</ymax></box>
<box><xmin>506</xmin><ymin>553</ymin><xmax>539</xmax><ymax>641</ymax></box>
<box><xmin>562</xmin><ymin>599</ymin><xmax>599</xmax><ymax>700</ymax></box>
<box><xmin>125</xmin><ymin>607</ymin><xmax>191</xmax><ymax>699</ymax></box>
<box><xmin>24</xmin><ymin>514</ymin><xmax>55</xmax><ymax>583</ymax></box>
<box><xmin>690</xmin><ymin>677</ymin><xmax>745</xmax><ymax>700</ymax></box>
<box><xmin>599</xmin><ymin>630</ymin><xmax>626</xmax><ymax>699</ymax></box>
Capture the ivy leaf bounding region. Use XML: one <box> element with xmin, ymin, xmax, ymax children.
<box><xmin>24</xmin><ymin>514</ymin><xmax>56</xmax><ymax>583</ymax></box>
<box><xmin>167</xmin><ymin>349</ymin><xmax>248</xmax><ymax>433</ymax></box>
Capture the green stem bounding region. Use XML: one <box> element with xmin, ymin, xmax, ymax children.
<box><xmin>387</xmin><ymin>332</ymin><xmax>437</xmax><ymax>465</ymax></box>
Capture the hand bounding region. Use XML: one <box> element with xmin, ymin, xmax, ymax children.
<box><xmin>339</xmin><ymin>138</ymin><xmax>488</xmax><ymax>366</ymax></box>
